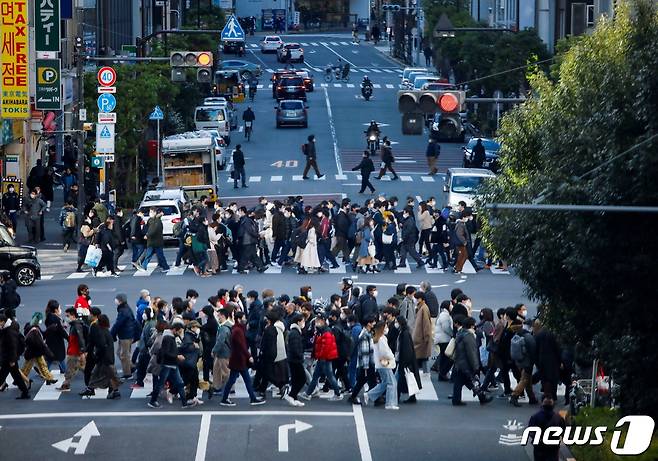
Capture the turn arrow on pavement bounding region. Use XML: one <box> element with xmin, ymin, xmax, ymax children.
<box><xmin>278</xmin><ymin>420</ymin><xmax>313</xmax><ymax>452</ymax></box>
<box><xmin>52</xmin><ymin>421</ymin><xmax>100</xmax><ymax>455</ymax></box>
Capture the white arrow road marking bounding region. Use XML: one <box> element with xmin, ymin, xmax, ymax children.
<box><xmin>52</xmin><ymin>421</ymin><xmax>100</xmax><ymax>455</ymax></box>
<box><xmin>278</xmin><ymin>420</ymin><xmax>313</xmax><ymax>452</ymax></box>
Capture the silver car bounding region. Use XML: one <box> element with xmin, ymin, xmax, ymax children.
<box><xmin>276</xmin><ymin>100</ymin><xmax>308</xmax><ymax>128</ymax></box>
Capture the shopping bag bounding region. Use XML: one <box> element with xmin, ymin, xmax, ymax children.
<box><xmin>84</xmin><ymin>246</ymin><xmax>102</xmax><ymax>268</ymax></box>
<box><xmin>405</xmin><ymin>368</ymin><xmax>420</xmax><ymax>396</ymax></box>
<box><xmin>445</xmin><ymin>337</ymin><xmax>456</xmax><ymax>360</ymax></box>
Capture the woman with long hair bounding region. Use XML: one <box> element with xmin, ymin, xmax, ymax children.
<box><xmin>357</xmin><ymin>217</ymin><xmax>379</xmax><ymax>273</ymax></box>
<box><xmin>80</xmin><ymin>314</ymin><xmax>121</xmax><ymax>399</ymax></box>
<box><xmin>363</xmin><ymin>321</ymin><xmax>398</xmax><ymax>410</ymax></box>
<box><xmin>381</xmin><ymin>212</ymin><xmax>397</xmax><ymax>270</ymax></box>
<box><xmin>76</xmin><ymin>209</ymin><xmax>97</xmax><ymax>272</ymax></box>
<box><xmin>44</xmin><ymin>300</ymin><xmax>68</xmax><ymax>374</ymax></box>
<box><xmin>294</xmin><ymin>218</ymin><xmax>322</xmax><ymax>274</ymax></box>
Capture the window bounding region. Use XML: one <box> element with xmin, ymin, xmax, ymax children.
<box><xmin>279</xmin><ymin>78</ymin><xmax>304</xmax><ymax>87</ymax></box>
<box><xmin>587</xmin><ymin>4</ymin><xmax>595</xmax><ymax>26</ymax></box>
<box><xmin>139</xmin><ymin>206</ymin><xmax>179</xmax><ymax>216</ymax></box>
<box><xmin>280</xmin><ymin>101</ymin><xmax>303</xmax><ymax>110</ymax></box>
<box><xmin>195</xmin><ymin>108</ymin><xmax>225</xmax><ymax>122</ymax></box>
<box><xmin>451</xmin><ymin>176</ymin><xmax>487</xmax><ymax>194</ymax></box>
<box><xmin>571</xmin><ymin>3</ymin><xmax>587</xmax><ymax>36</ymax></box>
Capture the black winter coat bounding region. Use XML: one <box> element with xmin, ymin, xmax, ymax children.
<box><xmin>333</xmin><ymin>211</ymin><xmax>351</xmax><ymax>239</ymax></box>
<box><xmin>94</xmin><ymin>328</ymin><xmax>115</xmax><ymax>365</ymax></box>
<box><xmin>401</xmin><ymin>216</ymin><xmax>419</xmax><ymax>244</ymax></box>
<box><xmin>260</xmin><ymin>324</ymin><xmax>277</xmax><ymax>363</ymax></box>
<box><xmin>24</xmin><ymin>326</ymin><xmax>52</xmax><ymax>360</ymax></box>
<box><xmin>352</xmin><ymin>157</ymin><xmax>375</xmax><ymax>175</ymax></box>
<box><xmin>1</xmin><ymin>279</ymin><xmax>20</xmax><ymax>311</ymax></box>
<box><xmin>286</xmin><ymin>325</ymin><xmax>304</xmax><ymax>364</ymax></box>
<box><xmin>356</xmin><ymin>294</ymin><xmax>378</xmax><ymax>324</ymax></box>
<box><xmin>535</xmin><ymin>329</ymin><xmax>562</xmax><ymax>383</ymax></box>
<box><xmin>0</xmin><ymin>322</ymin><xmax>24</xmax><ymax>363</ymax></box>
<box><xmin>44</xmin><ymin>313</ymin><xmax>68</xmax><ymax>362</ymax></box>
<box><xmin>454</xmin><ymin>328</ymin><xmax>480</xmax><ymax>376</ymax></box>
<box><xmin>397</xmin><ymin>326</ymin><xmax>421</xmax><ymax>390</ymax></box>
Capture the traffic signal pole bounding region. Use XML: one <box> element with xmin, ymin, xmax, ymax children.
<box><xmin>74</xmin><ymin>6</ymin><xmax>86</xmax><ymax>220</ymax></box>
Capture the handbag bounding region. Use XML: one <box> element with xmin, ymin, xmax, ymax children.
<box><xmin>367</xmin><ymin>241</ymin><xmax>376</xmax><ymax>257</ymax></box>
<box><xmin>445</xmin><ymin>337</ymin><xmax>456</xmax><ymax>360</ymax></box>
<box><xmin>382</xmin><ymin>233</ymin><xmax>393</xmax><ymax>245</ymax></box>
<box><xmin>405</xmin><ymin>368</ymin><xmax>420</xmax><ymax>396</ymax></box>
<box><xmin>84</xmin><ymin>245</ymin><xmax>102</xmax><ymax>268</ymax></box>
<box><xmin>230</xmin><ymin>169</ymin><xmax>236</xmax><ymax>179</ymax></box>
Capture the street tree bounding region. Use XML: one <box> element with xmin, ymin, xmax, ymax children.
<box><xmin>479</xmin><ymin>1</ymin><xmax>658</xmax><ymax>418</ymax></box>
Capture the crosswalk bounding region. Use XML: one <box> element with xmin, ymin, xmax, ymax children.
<box><xmin>3</xmin><ymin>369</ymin><xmax>562</xmax><ymax>403</ymax></box>
<box><xmin>249</xmin><ymin>41</ymin><xmax>391</xmax><ymax>50</ymax></box>
<box><xmin>39</xmin><ymin>259</ymin><xmax>508</xmax><ymax>282</ymax></box>
<box><xmin>225</xmin><ymin>173</ymin><xmax>442</xmax><ymax>183</ymax></box>
<box><xmin>256</xmin><ymin>81</ymin><xmax>405</xmax><ymax>89</ymax></box>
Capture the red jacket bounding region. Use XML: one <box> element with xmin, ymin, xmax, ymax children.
<box><xmin>228</xmin><ymin>322</ymin><xmax>251</xmax><ymax>371</ymax></box>
<box><xmin>313</xmin><ymin>329</ymin><xmax>338</xmax><ymax>361</ymax></box>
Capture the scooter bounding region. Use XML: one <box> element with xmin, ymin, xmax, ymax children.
<box><xmin>361</xmin><ymin>84</ymin><xmax>373</xmax><ymax>101</ymax></box>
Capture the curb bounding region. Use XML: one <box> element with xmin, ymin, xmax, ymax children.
<box><xmin>372</xmin><ymin>43</ymin><xmax>409</xmax><ymax>68</ymax></box>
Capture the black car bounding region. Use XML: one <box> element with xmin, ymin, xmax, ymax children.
<box><xmin>275</xmin><ymin>76</ymin><xmax>307</xmax><ymax>101</ymax></box>
<box><xmin>0</xmin><ymin>224</ymin><xmax>41</xmax><ymax>286</ymax></box>
<box><xmin>462</xmin><ymin>138</ymin><xmax>501</xmax><ymax>172</ymax></box>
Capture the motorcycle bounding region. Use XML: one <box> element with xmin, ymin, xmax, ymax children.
<box><xmin>361</xmin><ymin>83</ymin><xmax>373</xmax><ymax>101</ymax></box>
<box><xmin>365</xmin><ymin>130</ymin><xmax>380</xmax><ymax>155</ymax></box>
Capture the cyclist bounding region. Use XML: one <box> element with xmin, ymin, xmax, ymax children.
<box><xmin>247</xmin><ymin>76</ymin><xmax>258</xmax><ymax>101</ymax></box>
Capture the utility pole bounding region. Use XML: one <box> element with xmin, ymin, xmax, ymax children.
<box><xmin>74</xmin><ymin>6</ymin><xmax>86</xmax><ymax>219</ymax></box>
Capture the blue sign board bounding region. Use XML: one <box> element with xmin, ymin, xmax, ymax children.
<box><xmin>149</xmin><ymin>105</ymin><xmax>164</xmax><ymax>120</ymax></box>
<box><xmin>97</xmin><ymin>93</ymin><xmax>116</xmax><ymax>113</ymax></box>
<box><xmin>221</xmin><ymin>15</ymin><xmax>245</xmax><ymax>41</ymax></box>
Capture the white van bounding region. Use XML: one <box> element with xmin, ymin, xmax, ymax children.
<box><xmin>442</xmin><ymin>168</ymin><xmax>496</xmax><ymax>209</ymax></box>
<box><xmin>142</xmin><ymin>188</ymin><xmax>189</xmax><ymax>204</ymax></box>
<box><xmin>138</xmin><ymin>199</ymin><xmax>184</xmax><ymax>240</ymax></box>
<box><xmin>194</xmin><ymin>105</ymin><xmax>230</xmax><ymax>143</ymax></box>
<box><xmin>401</xmin><ymin>67</ymin><xmax>428</xmax><ymax>86</ymax></box>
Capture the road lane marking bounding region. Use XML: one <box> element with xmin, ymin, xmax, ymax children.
<box><xmin>330</xmin><ymin>41</ymin><xmax>339</xmax><ymax>45</ymax></box>
<box><xmin>340</xmin><ymin>41</ymin><xmax>350</xmax><ymax>45</ymax></box>
<box><xmin>372</xmin><ymin>84</ymin><xmax>381</xmax><ymax>88</ymax></box>
<box><xmin>335</xmin><ymin>174</ymin><xmax>347</xmax><ymax>180</ymax></box>
<box><xmin>0</xmin><ymin>411</ymin><xmax>355</xmax><ymax>419</ymax></box>
<box><xmin>320</xmin><ymin>83</ymin><xmax>328</xmax><ymax>87</ymax></box>
<box><xmin>421</xmin><ymin>176</ymin><xmax>435</xmax><ymax>182</ymax></box>
<box><xmin>321</xmin><ymin>43</ymin><xmax>356</xmax><ymax>67</ymax></box>
<box><xmin>67</xmin><ymin>272</ymin><xmax>88</xmax><ymax>279</ymax></box>
<box><xmin>333</xmin><ymin>83</ymin><xmax>342</xmax><ymax>88</ymax></box>
<box><xmin>311</xmin><ymin>42</ymin><xmax>318</xmax><ymax>46</ymax></box>
<box><xmin>400</xmin><ymin>176</ymin><xmax>413</xmax><ymax>181</ymax></box>
<box><xmin>347</xmin><ymin>83</ymin><xmax>355</xmax><ymax>88</ymax></box>
<box><xmin>323</xmin><ymin>87</ymin><xmax>343</xmax><ymax>175</ymax></box>
<box><xmin>385</xmin><ymin>84</ymin><xmax>394</xmax><ymax>88</ymax></box>
<box><xmin>195</xmin><ymin>414</ymin><xmax>211</xmax><ymax>461</ymax></box>
<box><xmin>249</xmin><ymin>176</ymin><xmax>262</xmax><ymax>182</ymax></box>
<box><xmin>352</xmin><ymin>405</ymin><xmax>373</xmax><ymax>461</ymax></box>
<box><xmin>369</xmin><ymin>68</ymin><xmax>381</xmax><ymax>73</ymax></box>
<box><xmin>271</xmin><ymin>175</ymin><xmax>283</xmax><ymax>181</ymax></box>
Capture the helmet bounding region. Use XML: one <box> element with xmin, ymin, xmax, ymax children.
<box><xmin>363</xmin><ymin>75</ymin><xmax>369</xmax><ymax>81</ymax></box>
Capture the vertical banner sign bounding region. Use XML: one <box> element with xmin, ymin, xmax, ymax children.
<box><xmin>0</xmin><ymin>0</ymin><xmax>30</xmax><ymax>119</ymax></box>
<box><xmin>35</xmin><ymin>59</ymin><xmax>61</xmax><ymax>110</ymax></box>
<box><xmin>35</xmin><ymin>0</ymin><xmax>60</xmax><ymax>52</ymax></box>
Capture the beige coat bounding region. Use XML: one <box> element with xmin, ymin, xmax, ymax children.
<box><xmin>294</xmin><ymin>227</ymin><xmax>321</xmax><ymax>269</ymax></box>
<box><xmin>412</xmin><ymin>302</ymin><xmax>433</xmax><ymax>359</ymax></box>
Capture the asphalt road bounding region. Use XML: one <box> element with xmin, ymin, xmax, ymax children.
<box><xmin>0</xmin><ymin>34</ymin><xmax>545</xmax><ymax>461</ymax></box>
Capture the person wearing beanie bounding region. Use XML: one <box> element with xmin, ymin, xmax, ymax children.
<box><xmin>528</xmin><ymin>398</ymin><xmax>566</xmax><ymax>461</ymax></box>
<box><xmin>110</xmin><ymin>293</ymin><xmax>138</xmax><ymax>379</ymax></box>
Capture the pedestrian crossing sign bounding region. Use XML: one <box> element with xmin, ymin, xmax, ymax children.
<box><xmin>221</xmin><ymin>15</ymin><xmax>245</xmax><ymax>41</ymax></box>
<box><xmin>99</xmin><ymin>126</ymin><xmax>111</xmax><ymax>138</ymax></box>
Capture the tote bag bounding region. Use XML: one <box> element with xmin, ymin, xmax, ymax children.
<box><xmin>84</xmin><ymin>246</ymin><xmax>102</xmax><ymax>268</ymax></box>
<box><xmin>405</xmin><ymin>368</ymin><xmax>420</xmax><ymax>396</ymax></box>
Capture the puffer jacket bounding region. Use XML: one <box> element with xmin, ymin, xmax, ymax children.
<box><xmin>286</xmin><ymin>324</ymin><xmax>304</xmax><ymax>364</ymax></box>
<box><xmin>435</xmin><ymin>310</ymin><xmax>453</xmax><ymax>344</ymax></box>
<box><xmin>453</xmin><ymin>328</ymin><xmax>479</xmax><ymax>376</ymax></box>
<box><xmin>313</xmin><ymin>328</ymin><xmax>338</xmax><ymax>361</ymax></box>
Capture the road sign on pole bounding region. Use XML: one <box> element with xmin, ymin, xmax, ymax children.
<box><xmin>149</xmin><ymin>106</ymin><xmax>164</xmax><ymax>120</ymax></box>
<box><xmin>97</xmin><ymin>94</ymin><xmax>117</xmax><ymax>113</ymax></box>
<box><xmin>35</xmin><ymin>0</ymin><xmax>61</xmax><ymax>53</ymax></box>
<box><xmin>221</xmin><ymin>15</ymin><xmax>245</xmax><ymax>41</ymax></box>
<box><xmin>96</xmin><ymin>123</ymin><xmax>115</xmax><ymax>153</ymax></box>
<box><xmin>97</xmin><ymin>66</ymin><xmax>117</xmax><ymax>87</ymax></box>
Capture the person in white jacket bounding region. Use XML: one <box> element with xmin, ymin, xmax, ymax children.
<box><xmin>431</xmin><ymin>300</ymin><xmax>454</xmax><ymax>380</ymax></box>
<box><xmin>363</xmin><ymin>321</ymin><xmax>399</xmax><ymax>410</ymax></box>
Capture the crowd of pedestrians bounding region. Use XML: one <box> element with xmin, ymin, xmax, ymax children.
<box><xmin>64</xmin><ymin>194</ymin><xmax>496</xmax><ymax>278</ymax></box>
<box><xmin>0</xmin><ymin>282</ymin><xmax>572</xmax><ymax>414</ymax></box>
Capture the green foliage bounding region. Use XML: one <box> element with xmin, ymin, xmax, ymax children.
<box><xmin>422</xmin><ymin>3</ymin><xmax>550</xmax><ymax>95</ymax></box>
<box><xmin>571</xmin><ymin>408</ymin><xmax>658</xmax><ymax>461</ymax></box>
<box><xmin>84</xmin><ymin>63</ymin><xmax>181</xmax><ymax>197</ymax></box>
<box><xmin>479</xmin><ymin>1</ymin><xmax>658</xmax><ymax>418</ymax></box>
<box><xmin>151</xmin><ymin>5</ymin><xmax>225</xmax><ymax>57</ymax></box>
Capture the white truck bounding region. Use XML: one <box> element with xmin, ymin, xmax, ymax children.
<box><xmin>161</xmin><ymin>131</ymin><xmax>226</xmax><ymax>200</ymax></box>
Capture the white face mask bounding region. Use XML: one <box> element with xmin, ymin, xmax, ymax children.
<box><xmin>192</xmin><ymin>328</ymin><xmax>201</xmax><ymax>335</ymax></box>
<box><xmin>115</xmin><ymin>299</ymin><xmax>120</xmax><ymax>306</ymax></box>
<box><xmin>190</xmin><ymin>298</ymin><xmax>197</xmax><ymax>306</ymax></box>
<box><xmin>307</xmin><ymin>291</ymin><xmax>313</xmax><ymax>299</ymax></box>
<box><xmin>394</xmin><ymin>322</ymin><xmax>400</xmax><ymax>329</ymax></box>
<box><xmin>373</xmin><ymin>291</ymin><xmax>378</xmax><ymax>298</ymax></box>
<box><xmin>340</xmin><ymin>313</ymin><xmax>346</xmax><ymax>320</ymax></box>
<box><xmin>384</xmin><ymin>328</ymin><xmax>389</xmax><ymax>335</ymax></box>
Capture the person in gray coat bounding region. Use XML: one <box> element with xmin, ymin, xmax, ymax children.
<box><xmin>398</xmin><ymin>286</ymin><xmax>416</xmax><ymax>334</ymax></box>
<box><xmin>452</xmin><ymin>316</ymin><xmax>492</xmax><ymax>406</ymax></box>
<box><xmin>209</xmin><ymin>308</ymin><xmax>233</xmax><ymax>398</ymax></box>
<box><xmin>22</xmin><ymin>189</ymin><xmax>47</xmax><ymax>243</ymax></box>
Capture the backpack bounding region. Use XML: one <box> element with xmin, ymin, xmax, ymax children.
<box><xmin>172</xmin><ymin>220</ymin><xmax>185</xmax><ymax>238</ymax></box>
<box><xmin>301</xmin><ymin>143</ymin><xmax>308</xmax><ymax>156</ymax></box>
<box><xmin>64</xmin><ymin>210</ymin><xmax>76</xmax><ymax>228</ymax></box>
<box><xmin>221</xmin><ymin>223</ymin><xmax>233</xmax><ymax>244</ymax></box>
<box><xmin>334</xmin><ymin>326</ymin><xmax>353</xmax><ymax>360</ymax></box>
<box><xmin>510</xmin><ymin>332</ymin><xmax>527</xmax><ymax>363</ymax></box>
<box><xmin>292</xmin><ymin>228</ymin><xmax>308</xmax><ymax>249</ymax></box>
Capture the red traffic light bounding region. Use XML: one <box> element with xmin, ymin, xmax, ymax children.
<box><xmin>438</xmin><ymin>93</ymin><xmax>459</xmax><ymax>112</ymax></box>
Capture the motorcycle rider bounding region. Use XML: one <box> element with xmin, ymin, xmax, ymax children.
<box><xmin>365</xmin><ymin>120</ymin><xmax>381</xmax><ymax>152</ymax></box>
<box><xmin>361</xmin><ymin>75</ymin><xmax>373</xmax><ymax>99</ymax></box>
<box><xmin>248</xmin><ymin>76</ymin><xmax>259</xmax><ymax>99</ymax></box>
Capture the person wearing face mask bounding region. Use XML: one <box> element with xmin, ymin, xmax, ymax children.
<box><xmin>57</xmin><ymin>308</ymin><xmax>88</xmax><ymax>392</ymax></box>
<box><xmin>286</xmin><ymin>313</ymin><xmax>306</xmax><ymax>406</ymax></box>
<box><xmin>515</xmin><ymin>303</ymin><xmax>528</xmax><ymax>322</ymax></box>
<box><xmin>110</xmin><ymin>294</ymin><xmax>139</xmax><ymax>379</ymax></box>
<box><xmin>179</xmin><ymin>320</ymin><xmax>203</xmax><ymax>405</ymax></box>
<box><xmin>22</xmin><ymin>188</ymin><xmax>46</xmax><ymax>243</ymax></box>
<box><xmin>130</xmin><ymin>307</ymin><xmax>156</xmax><ymax>390</ymax></box>
<box><xmin>363</xmin><ymin>321</ymin><xmax>398</xmax><ymax>410</ymax></box>
<box><xmin>412</xmin><ymin>292</ymin><xmax>433</xmax><ymax>373</ymax></box>
<box><xmin>399</xmin><ymin>286</ymin><xmax>417</xmax><ymax>335</ymax></box>
<box><xmin>299</xmin><ymin>314</ymin><xmax>343</xmax><ymax>402</ymax></box>
<box><xmin>2</xmin><ymin>184</ymin><xmax>20</xmax><ymax>231</ymax></box>
<box><xmin>139</xmin><ymin>208</ymin><xmax>170</xmax><ymax>273</ymax></box>
<box><xmin>328</xmin><ymin>309</ymin><xmax>353</xmax><ymax>393</ymax></box>
<box><xmin>136</xmin><ymin>290</ymin><xmax>151</xmax><ymax>321</ymax></box>
<box><xmin>356</xmin><ymin>285</ymin><xmax>378</xmax><ymax>326</ymax></box>
<box><xmin>452</xmin><ymin>316</ymin><xmax>493</xmax><ymax>406</ymax></box>
<box><xmin>395</xmin><ymin>316</ymin><xmax>421</xmax><ymax>404</ymax></box>
<box><xmin>209</xmin><ymin>308</ymin><xmax>233</xmax><ymax>400</ymax></box>
<box><xmin>220</xmin><ymin>311</ymin><xmax>266</xmax><ymax>406</ymax></box>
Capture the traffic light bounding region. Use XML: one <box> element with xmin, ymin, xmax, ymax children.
<box><xmin>171</xmin><ymin>68</ymin><xmax>186</xmax><ymax>82</ymax></box>
<box><xmin>397</xmin><ymin>89</ymin><xmax>465</xmax><ymax>114</ymax></box>
<box><xmin>74</xmin><ymin>36</ymin><xmax>83</xmax><ymax>49</ymax></box>
<box><xmin>382</xmin><ymin>4</ymin><xmax>401</xmax><ymax>11</ymax></box>
<box><xmin>197</xmin><ymin>67</ymin><xmax>212</xmax><ymax>83</ymax></box>
<box><xmin>169</xmin><ymin>51</ymin><xmax>213</xmax><ymax>67</ymax></box>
